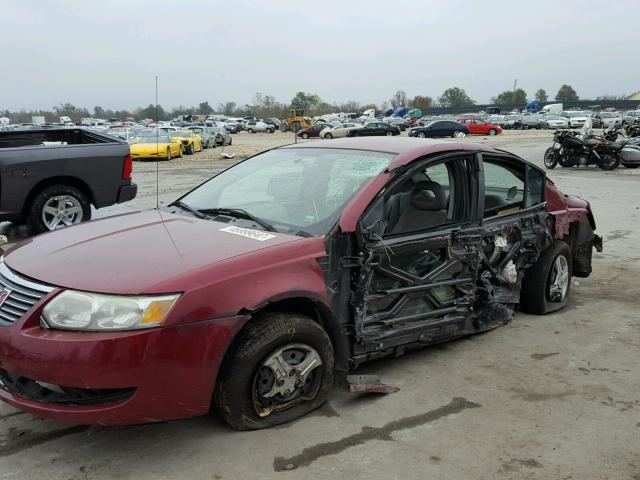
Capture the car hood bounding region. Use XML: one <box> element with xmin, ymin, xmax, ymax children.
<box><xmin>4</xmin><ymin>210</ymin><xmax>303</xmax><ymax>294</ymax></box>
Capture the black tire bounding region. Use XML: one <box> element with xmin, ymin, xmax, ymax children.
<box><xmin>247</xmin><ymin>128</ymin><xmax>254</xmax><ymax>134</ymax></box>
<box><xmin>324</xmin><ymin>133</ymin><xmax>333</xmax><ymax>139</ymax></box>
<box><xmin>520</xmin><ymin>241</ymin><xmax>572</xmax><ymax>314</ymax></box>
<box><xmin>301</xmin><ymin>132</ymin><xmax>309</xmax><ymax>139</ymax></box>
<box><xmin>418</xmin><ymin>132</ymin><xmax>426</xmax><ymax>138</ymax></box>
<box><xmin>267</xmin><ymin>128</ymin><xmax>274</xmax><ymax>134</ymax></box>
<box><xmin>214</xmin><ymin>312</ymin><xmax>334</xmax><ymax>430</ymax></box>
<box><xmin>544</xmin><ymin>147</ymin><xmax>558</xmax><ymax>169</ymax></box>
<box><xmin>28</xmin><ymin>184</ymin><xmax>91</xmax><ymax>234</ymax></box>
<box><xmin>386</xmin><ymin>130</ymin><xmax>393</xmax><ymax>136</ymax></box>
<box><xmin>166</xmin><ymin>148</ymin><xmax>172</xmax><ymax>161</ymax></box>
<box><xmin>597</xmin><ymin>154</ymin><xmax>619</xmax><ymax>171</ymax></box>
<box><xmin>187</xmin><ymin>144</ymin><xmax>195</xmax><ymax>155</ymax></box>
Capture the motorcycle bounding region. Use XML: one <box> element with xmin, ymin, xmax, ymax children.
<box><xmin>544</xmin><ymin>130</ymin><xmax>619</xmax><ymax>170</ymax></box>
<box><xmin>602</xmin><ymin>126</ymin><xmax>640</xmax><ymax>169</ymax></box>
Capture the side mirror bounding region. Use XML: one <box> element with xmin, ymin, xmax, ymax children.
<box><xmin>506</xmin><ymin>186</ymin><xmax>518</xmax><ymax>201</ymax></box>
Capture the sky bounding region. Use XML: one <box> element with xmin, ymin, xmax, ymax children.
<box><xmin>2</xmin><ymin>0</ymin><xmax>639</xmax><ymax>111</ymax></box>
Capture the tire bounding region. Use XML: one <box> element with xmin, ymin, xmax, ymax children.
<box><xmin>324</xmin><ymin>133</ymin><xmax>333</xmax><ymax>139</ymax></box>
<box><xmin>352</xmin><ymin>131</ymin><xmax>360</xmax><ymax>137</ymax></box>
<box><xmin>386</xmin><ymin>131</ymin><xmax>393</xmax><ymax>136</ymax></box>
<box><xmin>28</xmin><ymin>184</ymin><xmax>92</xmax><ymax>234</ymax></box>
<box><xmin>597</xmin><ymin>154</ymin><xmax>619</xmax><ymax>171</ymax></box>
<box><xmin>247</xmin><ymin>129</ymin><xmax>254</xmax><ymax>134</ymax></box>
<box><xmin>543</xmin><ymin>147</ymin><xmax>558</xmax><ymax>169</ymax></box>
<box><xmin>267</xmin><ymin>128</ymin><xmax>274</xmax><ymax>134</ymax></box>
<box><xmin>520</xmin><ymin>240</ymin><xmax>572</xmax><ymax>314</ymax></box>
<box><xmin>214</xmin><ymin>312</ymin><xmax>334</xmax><ymax>430</ymax></box>
<box><xmin>301</xmin><ymin>133</ymin><xmax>309</xmax><ymax>139</ymax></box>
<box><xmin>166</xmin><ymin>148</ymin><xmax>172</xmax><ymax>161</ymax></box>
<box><xmin>187</xmin><ymin>144</ymin><xmax>195</xmax><ymax>155</ymax></box>
<box><xmin>488</xmin><ymin>129</ymin><xmax>497</xmax><ymax>136</ymax></box>
<box><xmin>418</xmin><ymin>132</ymin><xmax>426</xmax><ymax>138</ymax></box>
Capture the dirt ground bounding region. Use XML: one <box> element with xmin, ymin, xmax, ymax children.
<box><xmin>0</xmin><ymin>129</ymin><xmax>639</xmax><ymax>480</ymax></box>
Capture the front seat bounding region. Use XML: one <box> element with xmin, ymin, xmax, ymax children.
<box><xmin>390</xmin><ymin>181</ymin><xmax>448</xmax><ymax>234</ymax></box>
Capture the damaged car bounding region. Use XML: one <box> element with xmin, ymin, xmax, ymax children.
<box><xmin>0</xmin><ymin>138</ymin><xmax>601</xmax><ymax>430</ymax></box>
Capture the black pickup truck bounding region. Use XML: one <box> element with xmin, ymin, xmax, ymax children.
<box><xmin>0</xmin><ymin>128</ymin><xmax>137</xmax><ymax>233</ymax></box>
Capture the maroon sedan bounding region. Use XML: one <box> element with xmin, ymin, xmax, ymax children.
<box><xmin>0</xmin><ymin>138</ymin><xmax>601</xmax><ymax>430</ymax></box>
<box><xmin>297</xmin><ymin>123</ymin><xmax>329</xmax><ymax>139</ymax></box>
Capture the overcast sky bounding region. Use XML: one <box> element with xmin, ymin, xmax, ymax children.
<box><xmin>2</xmin><ymin>0</ymin><xmax>639</xmax><ymax>111</ymax></box>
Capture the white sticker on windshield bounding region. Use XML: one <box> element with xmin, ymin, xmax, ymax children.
<box><xmin>219</xmin><ymin>226</ymin><xmax>277</xmax><ymax>242</ymax></box>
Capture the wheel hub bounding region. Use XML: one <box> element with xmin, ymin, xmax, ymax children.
<box><xmin>42</xmin><ymin>195</ymin><xmax>83</xmax><ymax>230</ymax></box>
<box><xmin>549</xmin><ymin>255</ymin><xmax>569</xmax><ymax>302</ymax></box>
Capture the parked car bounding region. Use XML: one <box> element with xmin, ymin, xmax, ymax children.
<box><xmin>246</xmin><ymin>121</ymin><xmax>275</xmax><ymax>134</ymax></box>
<box><xmin>188</xmin><ymin>126</ymin><xmax>218</xmax><ymax>149</ymax></box>
<box><xmin>409</xmin><ymin>120</ymin><xmax>470</xmax><ymax>138</ymax></box>
<box><xmin>347</xmin><ymin>122</ymin><xmax>400</xmax><ymax>137</ymax></box>
<box><xmin>297</xmin><ymin>124</ymin><xmax>330</xmax><ymax>139</ymax></box>
<box><xmin>0</xmin><ymin>137</ymin><xmax>600</xmax><ymax>430</ymax></box>
<box><xmin>263</xmin><ymin>118</ymin><xmax>281</xmax><ymax>130</ymax></box>
<box><xmin>539</xmin><ymin>114</ymin><xmax>569</xmax><ymax>129</ymax></box>
<box><xmin>458</xmin><ymin>118</ymin><xmax>503</xmax><ymax>135</ymax></box>
<box><xmin>487</xmin><ymin>115</ymin><xmax>511</xmax><ymax>129</ymax></box>
<box><xmin>130</xmin><ymin>133</ymin><xmax>182</xmax><ymax>160</ymax></box>
<box><xmin>319</xmin><ymin>123</ymin><xmax>362</xmax><ymax>139</ymax></box>
<box><xmin>561</xmin><ymin>111</ymin><xmax>589</xmax><ymax>128</ymax></box>
<box><xmin>387</xmin><ymin>117</ymin><xmax>408</xmax><ymax>131</ymax></box>
<box><xmin>166</xmin><ymin>129</ymin><xmax>203</xmax><ymax>154</ymax></box>
<box><xmin>210</xmin><ymin>126</ymin><xmax>232</xmax><ymax>146</ymax></box>
<box><xmin>622</xmin><ymin>110</ymin><xmax>640</xmax><ymax>126</ymax></box>
<box><xmin>590</xmin><ymin>112</ymin><xmax>622</xmax><ymax>129</ymax></box>
<box><xmin>0</xmin><ymin>128</ymin><xmax>136</xmax><ymax>233</ymax></box>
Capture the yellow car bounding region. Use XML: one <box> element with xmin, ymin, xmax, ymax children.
<box><xmin>130</xmin><ymin>134</ymin><xmax>182</xmax><ymax>160</ymax></box>
<box><xmin>168</xmin><ymin>130</ymin><xmax>202</xmax><ymax>155</ymax></box>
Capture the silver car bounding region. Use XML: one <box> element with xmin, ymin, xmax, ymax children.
<box><xmin>540</xmin><ymin>114</ymin><xmax>569</xmax><ymax>129</ymax></box>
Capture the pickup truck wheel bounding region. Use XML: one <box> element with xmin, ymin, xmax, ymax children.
<box><xmin>214</xmin><ymin>312</ymin><xmax>334</xmax><ymax>430</ymax></box>
<box><xmin>520</xmin><ymin>240</ymin><xmax>572</xmax><ymax>314</ymax></box>
<box><xmin>29</xmin><ymin>185</ymin><xmax>91</xmax><ymax>234</ymax></box>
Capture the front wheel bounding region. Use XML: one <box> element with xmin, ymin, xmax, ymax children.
<box><xmin>187</xmin><ymin>144</ymin><xmax>195</xmax><ymax>155</ymax></box>
<box><xmin>301</xmin><ymin>133</ymin><xmax>309</xmax><ymax>139</ymax></box>
<box><xmin>28</xmin><ymin>184</ymin><xmax>92</xmax><ymax>234</ymax></box>
<box><xmin>520</xmin><ymin>240</ymin><xmax>572</xmax><ymax>314</ymax></box>
<box><xmin>597</xmin><ymin>154</ymin><xmax>619</xmax><ymax>170</ymax></box>
<box><xmin>418</xmin><ymin>132</ymin><xmax>426</xmax><ymax>138</ymax></box>
<box><xmin>214</xmin><ymin>312</ymin><xmax>334</xmax><ymax>430</ymax></box>
<box><xmin>544</xmin><ymin>147</ymin><xmax>558</xmax><ymax>169</ymax></box>
<box><xmin>324</xmin><ymin>133</ymin><xmax>333</xmax><ymax>139</ymax></box>
<box><xmin>166</xmin><ymin>148</ymin><xmax>172</xmax><ymax>161</ymax></box>
<box><xmin>488</xmin><ymin>128</ymin><xmax>496</xmax><ymax>136</ymax></box>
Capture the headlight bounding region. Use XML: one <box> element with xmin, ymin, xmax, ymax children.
<box><xmin>42</xmin><ymin>290</ymin><xmax>181</xmax><ymax>331</ymax></box>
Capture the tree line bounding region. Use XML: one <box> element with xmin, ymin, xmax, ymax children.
<box><xmin>1</xmin><ymin>84</ymin><xmax>625</xmax><ymax>123</ymax></box>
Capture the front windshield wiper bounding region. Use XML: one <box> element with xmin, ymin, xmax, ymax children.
<box><xmin>170</xmin><ymin>201</ymin><xmax>209</xmax><ymax>220</ymax></box>
<box><xmin>200</xmin><ymin>207</ymin><xmax>276</xmax><ymax>232</ymax></box>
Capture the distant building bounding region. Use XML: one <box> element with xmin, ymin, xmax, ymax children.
<box><xmin>628</xmin><ymin>91</ymin><xmax>640</xmax><ymax>101</ymax></box>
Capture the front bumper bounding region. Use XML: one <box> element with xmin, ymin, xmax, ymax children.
<box><xmin>0</xmin><ymin>309</ymin><xmax>246</xmax><ymax>425</ymax></box>
<box><xmin>117</xmin><ymin>183</ymin><xmax>137</xmax><ymax>203</ymax></box>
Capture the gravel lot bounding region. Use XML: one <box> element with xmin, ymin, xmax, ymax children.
<box><xmin>1</xmin><ymin>129</ymin><xmax>639</xmax><ymax>480</ymax></box>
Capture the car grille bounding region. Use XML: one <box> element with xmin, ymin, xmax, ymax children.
<box><xmin>0</xmin><ymin>262</ymin><xmax>54</xmax><ymax>326</ymax></box>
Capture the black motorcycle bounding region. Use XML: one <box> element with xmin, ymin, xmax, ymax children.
<box><xmin>544</xmin><ymin>130</ymin><xmax>619</xmax><ymax>170</ymax></box>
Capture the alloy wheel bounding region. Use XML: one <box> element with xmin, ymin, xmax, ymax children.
<box><xmin>549</xmin><ymin>255</ymin><xmax>569</xmax><ymax>302</ymax></box>
<box><xmin>42</xmin><ymin>195</ymin><xmax>84</xmax><ymax>230</ymax></box>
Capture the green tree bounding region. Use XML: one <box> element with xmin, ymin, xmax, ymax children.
<box><xmin>93</xmin><ymin>105</ymin><xmax>106</xmax><ymax>118</ymax></box>
<box><xmin>198</xmin><ymin>101</ymin><xmax>214</xmax><ymax>114</ymax></box>
<box><xmin>438</xmin><ymin>87</ymin><xmax>475</xmax><ymax>107</ymax></box>
<box><xmin>390</xmin><ymin>90</ymin><xmax>408</xmax><ymax>108</ymax></box>
<box><xmin>218</xmin><ymin>102</ymin><xmax>237</xmax><ymax>116</ymax></box>
<box><xmin>535</xmin><ymin>89</ymin><xmax>548</xmax><ymax>102</ymax></box>
<box><xmin>492</xmin><ymin>88</ymin><xmax>527</xmax><ymax>105</ymax></box>
<box><xmin>555</xmin><ymin>84</ymin><xmax>579</xmax><ymax>102</ymax></box>
<box><xmin>409</xmin><ymin>95</ymin><xmax>433</xmax><ymax>111</ymax></box>
<box><xmin>290</xmin><ymin>92</ymin><xmax>320</xmax><ymax>112</ymax></box>
<box><xmin>135</xmin><ymin>103</ymin><xmax>166</xmax><ymax>121</ymax></box>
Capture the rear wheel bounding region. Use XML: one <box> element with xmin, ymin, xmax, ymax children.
<box><xmin>187</xmin><ymin>144</ymin><xmax>195</xmax><ymax>155</ymax></box>
<box><xmin>166</xmin><ymin>148</ymin><xmax>172</xmax><ymax>160</ymax></box>
<box><xmin>214</xmin><ymin>312</ymin><xmax>334</xmax><ymax>430</ymax></box>
<box><xmin>386</xmin><ymin>130</ymin><xmax>393</xmax><ymax>136</ymax></box>
<box><xmin>301</xmin><ymin>132</ymin><xmax>309</xmax><ymax>139</ymax></box>
<box><xmin>324</xmin><ymin>133</ymin><xmax>333</xmax><ymax>139</ymax></box>
<box><xmin>488</xmin><ymin>129</ymin><xmax>497</xmax><ymax>136</ymax></box>
<box><xmin>418</xmin><ymin>132</ymin><xmax>426</xmax><ymax>138</ymax></box>
<box><xmin>247</xmin><ymin>128</ymin><xmax>254</xmax><ymax>134</ymax></box>
<box><xmin>28</xmin><ymin>184</ymin><xmax>91</xmax><ymax>234</ymax></box>
<box><xmin>521</xmin><ymin>240</ymin><xmax>572</xmax><ymax>314</ymax></box>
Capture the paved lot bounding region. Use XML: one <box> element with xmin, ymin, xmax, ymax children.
<box><xmin>1</xmin><ymin>130</ymin><xmax>639</xmax><ymax>480</ymax></box>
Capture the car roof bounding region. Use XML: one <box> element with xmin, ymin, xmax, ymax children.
<box><xmin>278</xmin><ymin>137</ymin><xmax>501</xmax><ymax>170</ymax></box>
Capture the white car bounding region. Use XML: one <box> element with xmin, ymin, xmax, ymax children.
<box><xmin>319</xmin><ymin>123</ymin><xmax>363</xmax><ymax>139</ymax></box>
<box><xmin>562</xmin><ymin>111</ymin><xmax>589</xmax><ymax>128</ymax></box>
<box><xmin>246</xmin><ymin>121</ymin><xmax>275</xmax><ymax>134</ymax></box>
<box><xmin>540</xmin><ymin>114</ymin><xmax>569</xmax><ymax>129</ymax></box>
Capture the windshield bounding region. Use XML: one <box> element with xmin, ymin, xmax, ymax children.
<box><xmin>568</xmin><ymin>112</ymin><xmax>586</xmax><ymax>118</ymax></box>
<box><xmin>138</xmin><ymin>135</ymin><xmax>171</xmax><ymax>143</ymax></box>
<box><xmin>179</xmin><ymin>148</ymin><xmax>394</xmax><ymax>236</ymax></box>
<box><xmin>169</xmin><ymin>131</ymin><xmax>190</xmax><ymax>137</ymax></box>
<box><xmin>189</xmin><ymin>128</ymin><xmax>204</xmax><ymax>133</ymax></box>
<box><xmin>546</xmin><ymin>115</ymin><xmax>561</xmax><ymax>120</ymax></box>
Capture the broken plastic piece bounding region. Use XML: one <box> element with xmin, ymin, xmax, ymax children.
<box><xmin>345</xmin><ymin>374</ymin><xmax>400</xmax><ymax>394</ymax></box>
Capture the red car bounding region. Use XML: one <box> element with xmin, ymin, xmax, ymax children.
<box><xmin>458</xmin><ymin>118</ymin><xmax>503</xmax><ymax>135</ymax></box>
<box><xmin>297</xmin><ymin>123</ymin><xmax>329</xmax><ymax>139</ymax></box>
<box><xmin>0</xmin><ymin>138</ymin><xmax>600</xmax><ymax>430</ymax></box>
